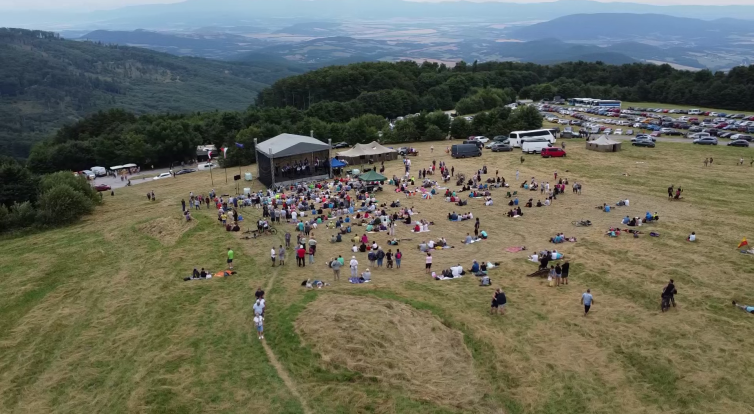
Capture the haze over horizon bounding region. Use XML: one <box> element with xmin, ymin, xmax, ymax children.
<box><xmin>2</xmin><ymin>0</ymin><xmax>754</xmax><ymax>12</ymax></box>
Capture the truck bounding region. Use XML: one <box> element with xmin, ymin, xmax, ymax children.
<box><xmin>91</xmin><ymin>166</ymin><xmax>107</xmax><ymax>176</ymax></box>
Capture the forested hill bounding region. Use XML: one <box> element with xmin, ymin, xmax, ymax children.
<box><xmin>0</xmin><ymin>28</ymin><xmax>306</xmax><ymax>159</ymax></box>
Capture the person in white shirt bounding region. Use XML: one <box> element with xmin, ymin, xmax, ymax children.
<box><xmin>450</xmin><ymin>264</ymin><xmax>463</xmax><ymax>278</ymax></box>
<box><xmin>254</xmin><ymin>314</ymin><xmax>264</xmax><ymax>339</ymax></box>
<box><xmin>291</xmin><ymin>211</ymin><xmax>297</xmax><ymax>223</ymax></box>
<box><xmin>427</xmin><ymin>240</ymin><xmax>435</xmax><ymax>249</ymax></box>
<box><xmin>352</xmin><ymin>244</ymin><xmax>358</xmax><ymax>253</ymax></box>
<box><xmin>529</xmin><ymin>253</ymin><xmax>539</xmax><ymax>263</ymax></box>
<box><xmin>271</xmin><ymin>247</ymin><xmax>276</xmax><ymax>266</ymax></box>
<box><xmin>688</xmin><ymin>232</ymin><xmax>696</xmax><ymax>242</ymax></box>
<box><xmin>350</xmin><ymin>256</ymin><xmax>359</xmax><ymax>277</ymax></box>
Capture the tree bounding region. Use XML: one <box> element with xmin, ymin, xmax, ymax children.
<box><xmin>37</xmin><ymin>184</ymin><xmax>95</xmax><ymax>226</ymax></box>
<box><xmin>424</xmin><ymin>125</ymin><xmax>446</xmax><ymax>141</ymax></box>
<box><xmin>509</xmin><ymin>105</ymin><xmax>543</xmax><ymax>131</ymax></box>
<box><xmin>450</xmin><ymin>117</ymin><xmax>472</xmax><ymax>140</ymax></box>
<box><xmin>0</xmin><ymin>160</ymin><xmax>39</xmax><ymax>208</ymax></box>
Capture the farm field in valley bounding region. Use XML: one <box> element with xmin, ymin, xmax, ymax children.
<box><xmin>1</xmin><ymin>140</ymin><xmax>754</xmax><ymax>414</ymax></box>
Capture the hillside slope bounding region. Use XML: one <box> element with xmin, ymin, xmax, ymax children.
<box><xmin>0</xmin><ymin>28</ymin><xmax>306</xmax><ymax>158</ymax></box>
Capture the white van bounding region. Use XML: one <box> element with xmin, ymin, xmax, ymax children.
<box><xmin>689</xmin><ymin>109</ymin><xmax>701</xmax><ymax>115</ymax></box>
<box><xmin>91</xmin><ymin>166</ymin><xmax>107</xmax><ymax>176</ymax></box>
<box><xmin>521</xmin><ymin>141</ymin><xmax>552</xmax><ymax>154</ymax></box>
<box><xmin>507</xmin><ymin>129</ymin><xmax>556</xmax><ymax>148</ymax></box>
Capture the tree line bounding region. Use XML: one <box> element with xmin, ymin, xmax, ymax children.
<box><xmin>25</xmin><ymin>59</ymin><xmax>754</xmax><ymax>175</ymax></box>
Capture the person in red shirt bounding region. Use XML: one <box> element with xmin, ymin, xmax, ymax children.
<box><xmin>297</xmin><ymin>245</ymin><xmax>306</xmax><ymax>267</ymax></box>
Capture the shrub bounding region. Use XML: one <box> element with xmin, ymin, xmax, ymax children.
<box><xmin>39</xmin><ymin>172</ymin><xmax>100</xmax><ymax>204</ymax></box>
<box><xmin>37</xmin><ymin>184</ymin><xmax>95</xmax><ymax>226</ymax></box>
<box><xmin>6</xmin><ymin>202</ymin><xmax>36</xmax><ymax>229</ymax></box>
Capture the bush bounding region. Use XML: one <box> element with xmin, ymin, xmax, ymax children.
<box><xmin>37</xmin><ymin>184</ymin><xmax>95</xmax><ymax>226</ymax></box>
<box><xmin>39</xmin><ymin>172</ymin><xmax>100</xmax><ymax>204</ymax></box>
<box><xmin>6</xmin><ymin>201</ymin><xmax>36</xmax><ymax>229</ymax></box>
<box><xmin>0</xmin><ymin>204</ymin><xmax>9</xmax><ymax>230</ymax></box>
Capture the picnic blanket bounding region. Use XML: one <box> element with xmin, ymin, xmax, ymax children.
<box><xmin>411</xmin><ymin>229</ymin><xmax>430</xmax><ymax>233</ymax></box>
<box><xmin>213</xmin><ymin>270</ymin><xmax>236</xmax><ymax>278</ymax></box>
<box><xmin>465</xmin><ymin>238</ymin><xmax>484</xmax><ymax>244</ymax></box>
<box><xmin>434</xmin><ymin>275</ymin><xmax>463</xmax><ymax>281</ymax></box>
<box><xmin>505</xmin><ymin>246</ymin><xmax>526</xmax><ymax>253</ymax></box>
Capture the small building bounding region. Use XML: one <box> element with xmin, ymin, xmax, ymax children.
<box><xmin>586</xmin><ymin>135</ymin><xmax>622</xmax><ymax>152</ymax></box>
<box><xmin>255</xmin><ymin>133</ymin><xmax>332</xmax><ymax>187</ymax></box>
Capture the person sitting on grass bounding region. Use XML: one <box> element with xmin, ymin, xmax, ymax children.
<box><xmin>733</xmin><ymin>301</ymin><xmax>754</xmax><ymax>314</ymax></box>
<box><xmin>622</xmin><ymin>215</ymin><xmax>630</xmax><ymax>225</ymax></box>
<box><xmin>479</xmin><ymin>230</ymin><xmax>488</xmax><ymax>239</ymax></box>
<box><xmin>687</xmin><ymin>232</ymin><xmax>696</xmax><ymax>242</ymax></box>
<box><xmin>471</xmin><ymin>260</ymin><xmax>480</xmax><ymax>273</ymax></box>
<box><xmin>463</xmin><ymin>233</ymin><xmax>473</xmax><ymax>244</ymax></box>
<box><xmin>361</xmin><ymin>268</ymin><xmax>372</xmax><ymax>281</ymax></box>
<box><xmin>479</xmin><ymin>275</ymin><xmax>491</xmax><ymax>286</ymax></box>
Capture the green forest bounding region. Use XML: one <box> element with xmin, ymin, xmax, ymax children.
<box><xmin>12</xmin><ymin>42</ymin><xmax>754</xmax><ymax>175</ymax></box>
<box><xmin>0</xmin><ymin>28</ymin><xmax>306</xmax><ymax>159</ymax></box>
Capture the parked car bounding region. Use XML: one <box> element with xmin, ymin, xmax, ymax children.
<box><xmin>175</xmin><ymin>168</ymin><xmax>197</xmax><ymax>175</ymax></box>
<box><xmin>632</xmin><ymin>139</ymin><xmax>656</xmax><ymax>148</ymax></box>
<box><xmin>198</xmin><ymin>163</ymin><xmax>217</xmax><ymax>170</ymax></box>
<box><xmin>693</xmin><ymin>137</ymin><xmax>718</xmax><ymax>145</ymax></box>
<box><xmin>541</xmin><ymin>147</ymin><xmax>566</xmax><ymax>158</ymax></box>
<box><xmin>489</xmin><ymin>143</ymin><xmax>513</xmax><ymax>152</ymax></box>
<box><xmin>728</xmin><ymin>140</ymin><xmax>750</xmax><ymax>147</ymax></box>
<box><xmin>154</xmin><ymin>172</ymin><xmax>173</xmax><ymax>180</ymax></box>
<box><xmin>475</xmin><ymin>136</ymin><xmax>490</xmax><ymax>143</ymax></box>
<box><xmin>94</xmin><ymin>184</ymin><xmax>111</xmax><ymax>192</ymax></box>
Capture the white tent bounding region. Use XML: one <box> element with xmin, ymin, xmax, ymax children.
<box><xmin>586</xmin><ymin>135</ymin><xmax>622</xmax><ymax>152</ymax></box>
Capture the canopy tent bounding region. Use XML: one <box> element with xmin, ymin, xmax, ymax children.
<box><xmin>122</xmin><ymin>163</ymin><xmax>138</xmax><ymax>168</ymax></box>
<box><xmin>359</xmin><ymin>170</ymin><xmax>387</xmax><ymax>182</ymax></box>
<box><xmin>337</xmin><ymin>141</ymin><xmax>397</xmax><ymax>164</ymax></box>
<box><xmin>109</xmin><ymin>165</ymin><xmax>125</xmax><ymax>170</ymax></box>
<box><xmin>331</xmin><ymin>158</ymin><xmax>347</xmax><ymax>168</ymax></box>
<box><xmin>255</xmin><ymin>133</ymin><xmax>331</xmax><ymax>158</ymax></box>
<box><xmin>586</xmin><ymin>135</ymin><xmax>622</xmax><ymax>152</ymax></box>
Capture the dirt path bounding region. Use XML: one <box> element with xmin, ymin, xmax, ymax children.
<box><xmin>261</xmin><ymin>268</ymin><xmax>313</xmax><ymax>414</ymax></box>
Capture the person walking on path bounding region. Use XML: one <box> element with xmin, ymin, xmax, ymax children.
<box><xmin>331</xmin><ymin>258</ymin><xmax>342</xmax><ymax>281</ymax></box>
<box><xmin>227</xmin><ymin>248</ymin><xmax>234</xmax><ymax>270</ymax></box>
<box><xmin>270</xmin><ymin>246</ymin><xmax>276</xmax><ymax>267</ymax></box>
<box><xmin>581</xmin><ymin>289</ymin><xmax>594</xmax><ymax>316</ymax></box>
<box><xmin>425</xmin><ymin>252</ymin><xmax>433</xmax><ymax>274</ymax></box>
<box><xmin>254</xmin><ymin>314</ymin><xmax>264</xmax><ymax>340</ymax></box>
<box><xmin>350</xmin><ymin>256</ymin><xmax>359</xmax><ymax>277</ymax></box>
<box><xmin>278</xmin><ymin>245</ymin><xmax>286</xmax><ymax>266</ymax></box>
<box><xmin>395</xmin><ymin>249</ymin><xmax>402</xmax><ymax>269</ymax></box>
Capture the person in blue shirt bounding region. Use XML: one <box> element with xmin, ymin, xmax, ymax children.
<box><xmin>604</xmin><ymin>204</ymin><xmax>611</xmax><ymax>212</ymax></box>
<box><xmin>733</xmin><ymin>301</ymin><xmax>754</xmax><ymax>314</ymax></box>
<box><xmin>581</xmin><ymin>289</ymin><xmax>594</xmax><ymax>316</ymax></box>
<box><xmin>622</xmin><ymin>216</ymin><xmax>630</xmax><ymax>225</ymax></box>
<box><xmin>513</xmin><ymin>197</ymin><xmax>519</xmax><ymax>206</ymax></box>
<box><xmin>471</xmin><ymin>260</ymin><xmax>480</xmax><ymax>273</ymax></box>
<box><xmin>480</xmin><ymin>230</ymin><xmax>488</xmax><ymax>239</ymax></box>
<box><xmin>645</xmin><ymin>211</ymin><xmax>653</xmax><ymax>222</ymax></box>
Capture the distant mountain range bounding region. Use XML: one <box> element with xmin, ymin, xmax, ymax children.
<box><xmin>511</xmin><ymin>13</ymin><xmax>754</xmax><ymax>46</ymax></box>
<box><xmin>3</xmin><ymin>0</ymin><xmax>754</xmax><ymax>30</ymax></box>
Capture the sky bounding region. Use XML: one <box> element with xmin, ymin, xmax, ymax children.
<box><xmin>2</xmin><ymin>0</ymin><xmax>754</xmax><ymax>11</ymax></box>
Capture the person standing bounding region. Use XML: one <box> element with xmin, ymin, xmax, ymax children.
<box><xmin>490</xmin><ymin>288</ymin><xmax>500</xmax><ymax>315</ymax></box>
<box><xmin>270</xmin><ymin>246</ymin><xmax>276</xmax><ymax>267</ymax></box>
<box><xmin>376</xmin><ymin>247</ymin><xmax>385</xmax><ymax>268</ymax></box>
<box><xmin>555</xmin><ymin>263</ymin><xmax>562</xmax><ymax>286</ymax></box>
<box><xmin>581</xmin><ymin>289</ymin><xmax>594</xmax><ymax>316</ymax></box>
<box><xmin>350</xmin><ymin>256</ymin><xmax>359</xmax><ymax>278</ymax></box>
<box><xmin>285</xmin><ymin>231</ymin><xmax>291</xmax><ymax>248</ymax></box>
<box><xmin>395</xmin><ymin>249</ymin><xmax>402</xmax><ymax>269</ymax></box>
<box><xmin>561</xmin><ymin>261</ymin><xmax>570</xmax><ymax>285</ymax></box>
<box><xmin>662</xmin><ymin>279</ymin><xmax>676</xmax><ymax>308</ymax></box>
<box><xmin>451</xmin><ymin>166</ymin><xmax>454</xmax><ymax>177</ymax></box>
<box><xmin>297</xmin><ymin>245</ymin><xmax>306</xmax><ymax>267</ymax></box>
<box><xmin>474</xmin><ymin>218</ymin><xmax>480</xmax><ymax>237</ymax></box>
<box><xmin>331</xmin><ymin>258</ymin><xmax>342</xmax><ymax>281</ymax></box>
<box><xmin>278</xmin><ymin>245</ymin><xmax>286</xmax><ymax>266</ymax></box>
<box><xmin>227</xmin><ymin>248</ymin><xmax>234</xmax><ymax>270</ymax></box>
<box><xmin>308</xmin><ymin>245</ymin><xmax>315</xmax><ymax>264</ymax></box>
<box><xmin>667</xmin><ymin>185</ymin><xmax>674</xmax><ymax>199</ymax></box>
<box><xmin>497</xmin><ymin>288</ymin><xmax>507</xmax><ymax>315</ymax></box>
<box><xmin>516</xmin><ymin>170</ymin><xmax>519</xmax><ymax>181</ymax></box>
<box><xmin>386</xmin><ymin>249</ymin><xmax>394</xmax><ymax>268</ymax></box>
<box><xmin>181</xmin><ymin>199</ymin><xmax>186</xmax><ymax>211</ymax></box>
<box><xmin>425</xmin><ymin>252</ymin><xmax>433</xmax><ymax>274</ymax></box>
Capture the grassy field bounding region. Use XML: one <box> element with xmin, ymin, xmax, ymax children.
<box><xmin>2</xmin><ymin>140</ymin><xmax>754</xmax><ymax>413</ymax></box>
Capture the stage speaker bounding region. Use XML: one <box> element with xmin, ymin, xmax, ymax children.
<box><xmin>234</xmin><ymin>175</ymin><xmax>241</xmax><ymax>181</ymax></box>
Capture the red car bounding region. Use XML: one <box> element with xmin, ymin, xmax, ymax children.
<box><xmin>541</xmin><ymin>147</ymin><xmax>566</xmax><ymax>158</ymax></box>
<box><xmin>94</xmin><ymin>184</ymin><xmax>111</xmax><ymax>192</ymax></box>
